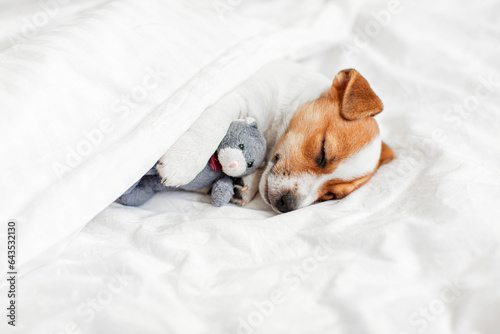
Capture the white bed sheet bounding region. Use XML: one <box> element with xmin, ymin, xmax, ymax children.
<box><xmin>2</xmin><ymin>0</ymin><xmax>500</xmax><ymax>334</ymax></box>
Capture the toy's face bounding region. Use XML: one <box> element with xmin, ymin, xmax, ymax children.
<box><xmin>217</xmin><ymin>119</ymin><xmax>266</xmax><ymax>177</ymax></box>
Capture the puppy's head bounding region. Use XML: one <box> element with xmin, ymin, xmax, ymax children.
<box><xmin>259</xmin><ymin>69</ymin><xmax>394</xmax><ymax>213</ymax></box>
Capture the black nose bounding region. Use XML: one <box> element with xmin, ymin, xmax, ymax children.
<box><xmin>274</xmin><ymin>192</ymin><xmax>296</xmax><ymax>213</ymax></box>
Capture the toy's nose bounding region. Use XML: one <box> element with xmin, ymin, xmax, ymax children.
<box><xmin>228</xmin><ymin>161</ymin><xmax>239</xmax><ymax>169</ymax></box>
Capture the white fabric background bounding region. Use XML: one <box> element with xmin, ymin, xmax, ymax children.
<box><xmin>1</xmin><ymin>0</ymin><xmax>499</xmax><ymax>333</ymax></box>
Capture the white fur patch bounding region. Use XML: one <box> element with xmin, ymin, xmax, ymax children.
<box><xmin>330</xmin><ymin>136</ymin><xmax>382</xmax><ymax>181</ymax></box>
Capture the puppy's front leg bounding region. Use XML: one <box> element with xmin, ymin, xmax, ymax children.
<box><xmin>157</xmin><ymin>93</ymin><xmax>244</xmax><ymax>187</ymax></box>
<box><xmin>231</xmin><ymin>165</ymin><xmax>264</xmax><ymax>206</ymax></box>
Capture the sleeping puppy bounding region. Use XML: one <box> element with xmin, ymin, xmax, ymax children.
<box><xmin>157</xmin><ymin>61</ymin><xmax>394</xmax><ymax>212</ymax></box>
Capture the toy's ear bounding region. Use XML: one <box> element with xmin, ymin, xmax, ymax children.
<box><xmin>245</xmin><ymin>117</ymin><xmax>258</xmax><ymax>129</ymax></box>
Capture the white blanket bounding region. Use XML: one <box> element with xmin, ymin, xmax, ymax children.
<box><xmin>0</xmin><ymin>0</ymin><xmax>353</xmax><ymax>268</ymax></box>
<box><xmin>1</xmin><ymin>0</ymin><xmax>500</xmax><ymax>333</ymax></box>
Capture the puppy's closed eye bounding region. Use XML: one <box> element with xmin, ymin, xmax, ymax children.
<box><xmin>316</xmin><ymin>138</ymin><xmax>327</xmax><ymax>168</ymax></box>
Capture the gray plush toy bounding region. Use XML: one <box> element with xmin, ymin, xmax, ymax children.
<box><xmin>117</xmin><ymin>118</ymin><xmax>266</xmax><ymax>207</ymax></box>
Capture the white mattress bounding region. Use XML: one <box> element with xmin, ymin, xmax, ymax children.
<box><xmin>1</xmin><ymin>1</ymin><xmax>500</xmax><ymax>333</ymax></box>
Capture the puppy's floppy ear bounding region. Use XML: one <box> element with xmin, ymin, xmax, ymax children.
<box><xmin>332</xmin><ymin>69</ymin><xmax>383</xmax><ymax>121</ymax></box>
<box><xmin>379</xmin><ymin>141</ymin><xmax>395</xmax><ymax>166</ymax></box>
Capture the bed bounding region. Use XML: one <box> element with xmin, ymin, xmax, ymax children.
<box><xmin>1</xmin><ymin>0</ymin><xmax>499</xmax><ymax>333</ymax></box>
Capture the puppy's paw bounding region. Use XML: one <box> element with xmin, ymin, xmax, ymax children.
<box><xmin>230</xmin><ymin>176</ymin><xmax>259</xmax><ymax>206</ymax></box>
<box><xmin>156</xmin><ymin>152</ymin><xmax>207</xmax><ymax>187</ymax></box>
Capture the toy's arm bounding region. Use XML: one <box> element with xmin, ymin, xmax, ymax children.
<box><xmin>211</xmin><ymin>175</ymin><xmax>234</xmax><ymax>207</ymax></box>
<box><xmin>157</xmin><ymin>93</ymin><xmax>244</xmax><ymax>187</ymax></box>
